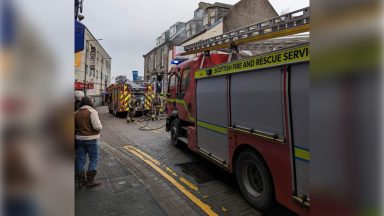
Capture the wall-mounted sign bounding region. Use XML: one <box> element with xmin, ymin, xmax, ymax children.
<box><xmin>74</xmin><ymin>82</ymin><xmax>94</xmax><ymax>90</ymax></box>
<box><xmin>75</xmin><ymin>21</ymin><xmax>85</xmax><ymax>52</ymax></box>
<box><xmin>132</xmin><ymin>71</ymin><xmax>138</xmax><ymax>81</ymax></box>
<box><xmin>75</xmin><ymin>52</ymin><xmax>82</xmax><ymax>68</ymax></box>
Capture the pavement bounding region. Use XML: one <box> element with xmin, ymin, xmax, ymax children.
<box><xmin>75</xmin><ymin>106</ymin><xmax>296</xmax><ymax>216</ymax></box>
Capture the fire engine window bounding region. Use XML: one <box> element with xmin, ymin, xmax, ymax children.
<box><xmin>169</xmin><ymin>74</ymin><xmax>176</xmax><ymax>88</ymax></box>
<box><xmin>181</xmin><ymin>69</ymin><xmax>190</xmax><ymax>92</ymax></box>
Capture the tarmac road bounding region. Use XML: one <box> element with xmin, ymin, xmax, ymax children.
<box><xmin>75</xmin><ymin>106</ymin><xmax>296</xmax><ymax>216</ymax></box>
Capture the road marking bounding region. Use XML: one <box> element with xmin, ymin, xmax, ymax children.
<box><xmin>153</xmin><ymin>130</ymin><xmax>160</xmax><ymax>134</ymax></box>
<box><xmin>165</xmin><ymin>167</ymin><xmax>178</xmax><ymax>177</ymax></box>
<box><xmin>124</xmin><ymin>145</ymin><xmax>218</xmax><ymax>216</ymax></box>
<box><xmin>179</xmin><ymin>177</ymin><xmax>199</xmax><ymax>192</ymax></box>
<box><xmin>131</xmin><ymin>147</ymin><xmax>161</xmax><ymax>166</ymax></box>
<box><xmin>126</xmin><ymin>145</ymin><xmax>200</xmax><ymax>192</ymax></box>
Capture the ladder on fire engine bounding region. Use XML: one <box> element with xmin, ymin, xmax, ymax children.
<box><xmin>181</xmin><ymin>7</ymin><xmax>310</xmax><ymax>56</ymax></box>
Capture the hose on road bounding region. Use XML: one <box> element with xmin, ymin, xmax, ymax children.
<box><xmin>135</xmin><ymin>115</ymin><xmax>166</xmax><ymax>131</ymax></box>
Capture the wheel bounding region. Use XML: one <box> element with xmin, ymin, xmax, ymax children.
<box><xmin>170</xmin><ymin>119</ymin><xmax>181</xmax><ymax>147</ymax></box>
<box><xmin>236</xmin><ymin>150</ymin><xmax>274</xmax><ymax>211</ymax></box>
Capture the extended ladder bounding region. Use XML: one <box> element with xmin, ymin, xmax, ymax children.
<box><xmin>182</xmin><ymin>7</ymin><xmax>310</xmax><ymax>55</ymax></box>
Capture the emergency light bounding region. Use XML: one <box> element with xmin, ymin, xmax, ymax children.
<box><xmin>171</xmin><ymin>58</ymin><xmax>187</xmax><ymax>65</ymax></box>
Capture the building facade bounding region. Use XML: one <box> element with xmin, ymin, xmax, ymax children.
<box><xmin>143</xmin><ymin>2</ymin><xmax>232</xmax><ymax>93</ymax></box>
<box><xmin>143</xmin><ymin>23</ymin><xmax>186</xmax><ymax>93</ymax></box>
<box><xmin>223</xmin><ymin>0</ymin><xmax>278</xmax><ymax>32</ymax></box>
<box><xmin>75</xmin><ymin>22</ymin><xmax>111</xmax><ymax>106</ymax></box>
<box><xmin>143</xmin><ymin>0</ymin><xmax>285</xmax><ymax>94</ymax></box>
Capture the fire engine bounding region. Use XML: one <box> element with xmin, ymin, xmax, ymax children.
<box><xmin>106</xmin><ymin>83</ymin><xmax>132</xmax><ymax>117</ymax></box>
<box><xmin>166</xmin><ymin>7</ymin><xmax>310</xmax><ymax>215</ymax></box>
<box><xmin>107</xmin><ymin>82</ymin><xmax>159</xmax><ymax>118</ymax></box>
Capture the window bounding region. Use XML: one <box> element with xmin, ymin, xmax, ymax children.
<box><xmin>191</xmin><ymin>23</ymin><xmax>196</xmax><ymax>35</ymax></box>
<box><xmin>210</xmin><ymin>17</ymin><xmax>215</xmax><ymax>25</ymax></box>
<box><xmin>181</xmin><ymin>68</ymin><xmax>190</xmax><ymax>92</ymax></box>
<box><xmin>161</xmin><ymin>49</ymin><xmax>165</xmax><ymax>67</ymax></box>
<box><xmin>169</xmin><ymin>74</ymin><xmax>176</xmax><ymax>89</ymax></box>
<box><xmin>154</xmin><ymin>54</ymin><xmax>157</xmax><ymax>69</ymax></box>
<box><xmin>170</xmin><ymin>25</ymin><xmax>177</xmax><ymax>37</ymax></box>
<box><xmin>203</xmin><ymin>15</ymin><xmax>209</xmax><ymax>27</ymax></box>
<box><xmin>209</xmin><ymin>9</ymin><xmax>215</xmax><ymax>17</ymax></box>
<box><xmin>96</xmin><ymin>70</ymin><xmax>98</xmax><ymax>78</ymax></box>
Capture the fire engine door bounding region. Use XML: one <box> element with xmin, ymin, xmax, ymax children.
<box><xmin>196</xmin><ymin>76</ymin><xmax>229</xmax><ymax>163</ymax></box>
<box><xmin>177</xmin><ymin>68</ymin><xmax>194</xmax><ymax>121</ymax></box>
<box><xmin>167</xmin><ymin>72</ymin><xmax>178</xmax><ymax>111</ymax></box>
<box><xmin>289</xmin><ymin>63</ymin><xmax>310</xmax><ymax>200</ymax></box>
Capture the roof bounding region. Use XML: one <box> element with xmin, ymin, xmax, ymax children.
<box><xmin>177</xmin><ymin>18</ymin><xmax>223</xmax><ymax>46</ymax></box>
<box><xmin>82</xmin><ymin>22</ymin><xmax>112</xmax><ymax>59</ymax></box>
<box><xmin>126</xmin><ymin>80</ymin><xmax>145</xmax><ymax>89</ymax></box>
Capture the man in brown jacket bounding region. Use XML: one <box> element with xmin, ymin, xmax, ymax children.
<box><xmin>75</xmin><ymin>97</ymin><xmax>103</xmax><ymax>188</ymax></box>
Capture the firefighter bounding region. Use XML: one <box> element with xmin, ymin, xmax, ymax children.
<box><xmin>159</xmin><ymin>94</ymin><xmax>166</xmax><ymax>114</ymax></box>
<box><xmin>152</xmin><ymin>93</ymin><xmax>161</xmax><ymax>120</ymax></box>
<box><xmin>127</xmin><ymin>95</ymin><xmax>136</xmax><ymax>123</ymax></box>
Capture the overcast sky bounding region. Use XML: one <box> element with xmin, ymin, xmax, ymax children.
<box><xmin>83</xmin><ymin>0</ymin><xmax>309</xmax><ymax>80</ymax></box>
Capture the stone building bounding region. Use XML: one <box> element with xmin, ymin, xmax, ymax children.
<box><xmin>143</xmin><ymin>0</ymin><xmax>293</xmax><ymax>93</ymax></box>
<box><xmin>223</xmin><ymin>0</ymin><xmax>278</xmax><ymax>32</ymax></box>
<box><xmin>143</xmin><ymin>2</ymin><xmax>232</xmax><ymax>93</ymax></box>
<box><xmin>223</xmin><ymin>0</ymin><xmax>308</xmax><ymax>55</ymax></box>
<box><xmin>143</xmin><ymin>22</ymin><xmax>187</xmax><ymax>93</ymax></box>
<box><xmin>75</xmin><ymin>21</ymin><xmax>111</xmax><ymax>106</ymax></box>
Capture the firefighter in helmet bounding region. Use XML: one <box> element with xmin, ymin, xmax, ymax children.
<box><xmin>127</xmin><ymin>94</ymin><xmax>136</xmax><ymax>123</ymax></box>
<box><xmin>152</xmin><ymin>93</ymin><xmax>161</xmax><ymax>120</ymax></box>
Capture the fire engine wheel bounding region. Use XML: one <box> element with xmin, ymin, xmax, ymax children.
<box><xmin>170</xmin><ymin>119</ymin><xmax>181</xmax><ymax>147</ymax></box>
<box><xmin>236</xmin><ymin>150</ymin><xmax>274</xmax><ymax>212</ymax></box>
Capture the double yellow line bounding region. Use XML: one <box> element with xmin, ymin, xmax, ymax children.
<box><xmin>124</xmin><ymin>145</ymin><xmax>218</xmax><ymax>216</ymax></box>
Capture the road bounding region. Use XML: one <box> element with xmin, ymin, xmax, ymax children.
<box><xmin>75</xmin><ymin>106</ymin><xmax>296</xmax><ymax>216</ymax></box>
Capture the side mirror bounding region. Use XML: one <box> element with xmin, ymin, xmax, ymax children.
<box><xmin>206</xmin><ymin>69</ymin><xmax>212</xmax><ymax>76</ymax></box>
<box><xmin>166</xmin><ymin>93</ymin><xmax>171</xmax><ymax>97</ymax></box>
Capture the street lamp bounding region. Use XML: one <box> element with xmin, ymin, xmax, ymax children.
<box><xmin>83</xmin><ymin>38</ymin><xmax>103</xmax><ymax>96</ymax></box>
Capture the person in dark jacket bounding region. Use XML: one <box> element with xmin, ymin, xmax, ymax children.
<box><xmin>75</xmin><ymin>96</ymin><xmax>103</xmax><ymax>188</ymax></box>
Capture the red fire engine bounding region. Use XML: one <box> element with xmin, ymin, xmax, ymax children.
<box><xmin>166</xmin><ymin>7</ymin><xmax>310</xmax><ymax>215</ymax></box>
<box><xmin>106</xmin><ymin>83</ymin><xmax>132</xmax><ymax>116</ymax></box>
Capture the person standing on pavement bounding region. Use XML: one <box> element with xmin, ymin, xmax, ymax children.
<box><xmin>74</xmin><ymin>90</ymin><xmax>84</xmax><ymax>111</ymax></box>
<box><xmin>75</xmin><ymin>96</ymin><xmax>102</xmax><ymax>189</ymax></box>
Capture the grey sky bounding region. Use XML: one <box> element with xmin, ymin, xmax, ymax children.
<box><xmin>83</xmin><ymin>0</ymin><xmax>309</xmax><ymax>80</ymax></box>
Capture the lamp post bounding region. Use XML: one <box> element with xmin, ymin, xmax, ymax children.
<box><xmin>83</xmin><ymin>38</ymin><xmax>103</xmax><ymax>96</ymax></box>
